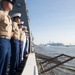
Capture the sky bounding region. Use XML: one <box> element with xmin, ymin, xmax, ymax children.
<box><xmin>26</xmin><ymin>0</ymin><xmax>75</xmax><ymax>45</ymax></box>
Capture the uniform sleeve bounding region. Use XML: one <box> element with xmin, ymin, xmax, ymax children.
<box><xmin>20</xmin><ymin>29</ymin><xmax>22</xmax><ymax>40</ymax></box>
<box><xmin>0</xmin><ymin>12</ymin><xmax>2</xmax><ymax>21</ymax></box>
<box><xmin>12</xmin><ymin>22</ymin><xmax>16</xmax><ymax>31</ymax></box>
<box><xmin>0</xmin><ymin>11</ymin><xmax>5</xmax><ymax>21</ymax></box>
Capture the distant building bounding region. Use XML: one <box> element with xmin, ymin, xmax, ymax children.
<box><xmin>46</xmin><ymin>42</ymin><xmax>64</xmax><ymax>46</ymax></box>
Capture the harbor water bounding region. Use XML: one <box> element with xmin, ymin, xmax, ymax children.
<box><xmin>34</xmin><ymin>45</ymin><xmax>75</xmax><ymax>75</ymax></box>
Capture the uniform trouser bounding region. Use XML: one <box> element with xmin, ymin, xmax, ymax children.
<box><xmin>24</xmin><ymin>40</ymin><xmax>29</xmax><ymax>55</ymax></box>
<box><xmin>21</xmin><ymin>41</ymin><xmax>26</xmax><ymax>61</ymax></box>
<box><xmin>0</xmin><ymin>38</ymin><xmax>11</xmax><ymax>75</ymax></box>
<box><xmin>19</xmin><ymin>41</ymin><xmax>23</xmax><ymax>63</ymax></box>
<box><xmin>9</xmin><ymin>38</ymin><xmax>19</xmax><ymax>75</ymax></box>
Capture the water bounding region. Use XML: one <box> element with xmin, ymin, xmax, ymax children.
<box><xmin>34</xmin><ymin>45</ymin><xmax>75</xmax><ymax>75</ymax></box>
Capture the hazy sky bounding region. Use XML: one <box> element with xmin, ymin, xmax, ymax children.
<box><xmin>26</xmin><ymin>0</ymin><xmax>75</xmax><ymax>45</ymax></box>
